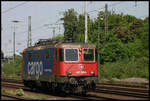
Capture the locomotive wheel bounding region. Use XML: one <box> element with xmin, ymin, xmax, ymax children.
<box><xmin>81</xmin><ymin>90</ymin><xmax>87</xmax><ymax>96</ymax></box>
<box><xmin>63</xmin><ymin>83</ymin><xmax>70</xmax><ymax>94</ymax></box>
<box><xmin>91</xmin><ymin>82</ymin><xmax>96</xmax><ymax>91</ymax></box>
<box><xmin>23</xmin><ymin>80</ymin><xmax>28</xmax><ymax>87</ymax></box>
<box><xmin>29</xmin><ymin>81</ymin><xmax>36</xmax><ymax>90</ymax></box>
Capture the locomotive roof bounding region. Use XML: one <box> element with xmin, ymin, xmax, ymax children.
<box><xmin>24</xmin><ymin>42</ymin><xmax>96</xmax><ymax>51</ymax></box>
<box><xmin>55</xmin><ymin>42</ymin><xmax>96</xmax><ymax>48</ymax></box>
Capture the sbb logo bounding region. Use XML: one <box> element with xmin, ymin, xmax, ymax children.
<box><xmin>78</xmin><ymin>64</ymin><xmax>84</xmax><ymax>70</ymax></box>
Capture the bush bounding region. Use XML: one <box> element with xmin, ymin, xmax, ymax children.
<box><xmin>2</xmin><ymin>55</ymin><xmax>22</xmax><ymax>78</ymax></box>
<box><xmin>100</xmin><ymin>57</ymin><xmax>149</xmax><ymax>80</ymax></box>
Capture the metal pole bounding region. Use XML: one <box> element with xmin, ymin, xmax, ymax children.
<box><xmin>29</xmin><ymin>16</ymin><xmax>32</xmax><ymax>46</ymax></box>
<box><xmin>13</xmin><ymin>25</ymin><xmax>15</xmax><ymax>62</ymax></box>
<box><xmin>28</xmin><ymin>16</ymin><xmax>32</xmax><ymax>47</ymax></box>
<box><xmin>98</xmin><ymin>19</ymin><xmax>100</xmax><ymax>81</ymax></box>
<box><xmin>59</xmin><ymin>24</ymin><xmax>60</xmax><ymax>34</ymax></box>
<box><xmin>135</xmin><ymin>1</ymin><xmax>137</xmax><ymax>7</ymax></box>
<box><xmin>105</xmin><ymin>3</ymin><xmax>108</xmax><ymax>36</ymax></box>
<box><xmin>13</xmin><ymin>23</ymin><xmax>16</xmax><ymax>76</ymax></box>
<box><xmin>12</xmin><ymin>20</ymin><xmax>20</xmax><ymax>75</ymax></box>
<box><xmin>85</xmin><ymin>1</ymin><xmax>88</xmax><ymax>43</ymax></box>
<box><xmin>27</xmin><ymin>16</ymin><xmax>29</xmax><ymax>47</ymax></box>
<box><xmin>53</xmin><ymin>27</ymin><xmax>56</xmax><ymax>38</ymax></box>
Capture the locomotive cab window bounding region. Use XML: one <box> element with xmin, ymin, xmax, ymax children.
<box><xmin>83</xmin><ymin>49</ymin><xmax>95</xmax><ymax>62</ymax></box>
<box><xmin>65</xmin><ymin>49</ymin><xmax>78</xmax><ymax>62</ymax></box>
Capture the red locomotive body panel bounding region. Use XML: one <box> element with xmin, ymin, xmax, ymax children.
<box><xmin>53</xmin><ymin>47</ymin><xmax>98</xmax><ymax>76</ymax></box>
<box><xmin>22</xmin><ymin>51</ymin><xmax>25</xmax><ymax>74</ymax></box>
<box><xmin>59</xmin><ymin>62</ymin><xmax>98</xmax><ymax>76</ymax></box>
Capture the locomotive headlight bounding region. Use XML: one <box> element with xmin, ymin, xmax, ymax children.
<box><xmin>66</xmin><ymin>71</ymin><xmax>72</xmax><ymax>75</ymax></box>
<box><xmin>90</xmin><ymin>71</ymin><xmax>95</xmax><ymax>75</ymax></box>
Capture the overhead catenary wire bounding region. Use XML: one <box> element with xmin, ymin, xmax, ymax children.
<box><xmin>4</xmin><ymin>15</ymin><xmax>148</xmax><ymax>40</ymax></box>
<box><xmin>3</xmin><ymin>22</ymin><xmax>63</xmax><ymax>46</ymax></box>
<box><xmin>4</xmin><ymin>13</ymin><xmax>148</xmax><ymax>46</ymax></box>
<box><xmin>2</xmin><ymin>2</ymin><xmax>29</xmax><ymax>14</ymax></box>
<box><xmin>2</xmin><ymin>2</ymin><xmax>148</xmax><ymax>45</ymax></box>
<box><xmin>14</xmin><ymin>23</ymin><xmax>63</xmax><ymax>42</ymax></box>
<box><xmin>15</xmin><ymin>24</ymin><xmax>64</xmax><ymax>42</ymax></box>
<box><xmin>88</xmin><ymin>2</ymin><xmax>123</xmax><ymax>13</ymax></box>
<box><xmin>88</xmin><ymin>1</ymin><xmax>143</xmax><ymax>14</ymax></box>
<box><xmin>2</xmin><ymin>1</ymin><xmax>146</xmax><ymax>39</ymax></box>
<box><xmin>7</xmin><ymin>21</ymin><xmax>64</xmax><ymax>37</ymax></box>
<box><xmin>4</xmin><ymin>16</ymin><xmax>146</xmax><ymax>46</ymax></box>
<box><xmin>3</xmin><ymin>24</ymin><xmax>46</xmax><ymax>39</ymax></box>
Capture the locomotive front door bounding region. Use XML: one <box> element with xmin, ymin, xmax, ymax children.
<box><xmin>55</xmin><ymin>48</ymin><xmax>59</xmax><ymax>74</ymax></box>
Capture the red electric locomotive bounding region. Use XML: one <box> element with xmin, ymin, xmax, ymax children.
<box><xmin>22</xmin><ymin>39</ymin><xmax>98</xmax><ymax>94</ymax></box>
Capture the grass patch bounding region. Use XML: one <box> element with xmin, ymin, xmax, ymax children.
<box><xmin>1</xmin><ymin>88</ymin><xmax>57</xmax><ymax>100</ymax></box>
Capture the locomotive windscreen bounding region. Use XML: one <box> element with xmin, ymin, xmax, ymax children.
<box><xmin>83</xmin><ymin>49</ymin><xmax>94</xmax><ymax>61</ymax></box>
<box><xmin>65</xmin><ymin>49</ymin><xmax>78</xmax><ymax>62</ymax></box>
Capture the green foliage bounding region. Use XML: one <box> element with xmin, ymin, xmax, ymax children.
<box><xmin>100</xmin><ymin>42</ymin><xmax>128</xmax><ymax>63</ymax></box>
<box><xmin>2</xmin><ymin>55</ymin><xmax>22</xmax><ymax>78</ymax></box>
<box><xmin>63</xmin><ymin>8</ymin><xmax>78</xmax><ymax>40</ymax></box>
<box><xmin>99</xmin><ymin>33</ymin><xmax>132</xmax><ymax>64</ymax></box>
<box><xmin>123</xmin><ymin>14</ymin><xmax>136</xmax><ymax>23</ymax></box>
<box><xmin>75</xmin><ymin>14</ymin><xmax>85</xmax><ymax>42</ymax></box>
<box><xmin>138</xmin><ymin>18</ymin><xmax>149</xmax><ymax>50</ymax></box>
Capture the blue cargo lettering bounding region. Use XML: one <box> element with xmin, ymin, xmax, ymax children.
<box><xmin>27</xmin><ymin>61</ymin><xmax>43</xmax><ymax>79</ymax></box>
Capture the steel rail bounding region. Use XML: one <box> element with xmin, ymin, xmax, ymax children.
<box><xmin>2</xmin><ymin>79</ymin><xmax>149</xmax><ymax>100</ymax></box>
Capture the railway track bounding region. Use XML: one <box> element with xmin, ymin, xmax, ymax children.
<box><xmin>1</xmin><ymin>78</ymin><xmax>149</xmax><ymax>100</ymax></box>
<box><xmin>98</xmin><ymin>82</ymin><xmax>149</xmax><ymax>89</ymax></box>
<box><xmin>96</xmin><ymin>83</ymin><xmax>149</xmax><ymax>97</ymax></box>
<box><xmin>2</xmin><ymin>77</ymin><xmax>149</xmax><ymax>88</ymax></box>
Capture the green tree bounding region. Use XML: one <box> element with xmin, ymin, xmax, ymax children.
<box><xmin>75</xmin><ymin>14</ymin><xmax>85</xmax><ymax>42</ymax></box>
<box><xmin>63</xmin><ymin>8</ymin><xmax>78</xmax><ymax>41</ymax></box>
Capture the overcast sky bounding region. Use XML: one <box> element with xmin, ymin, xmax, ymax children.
<box><xmin>1</xmin><ymin>1</ymin><xmax>149</xmax><ymax>57</ymax></box>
